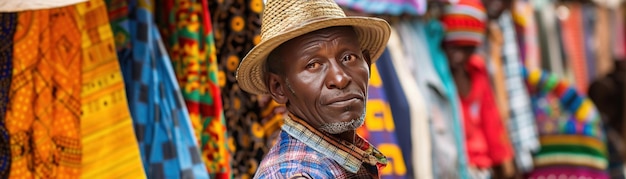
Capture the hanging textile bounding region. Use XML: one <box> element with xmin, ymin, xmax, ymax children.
<box><xmin>116</xmin><ymin>0</ymin><xmax>210</xmax><ymax>177</ymax></box>
<box><xmin>486</xmin><ymin>22</ymin><xmax>511</xmax><ymax>128</ymax></box>
<box><xmin>536</xmin><ymin>3</ymin><xmax>565</xmax><ymax>76</ymax></box>
<box><xmin>559</xmin><ymin>3</ymin><xmax>590</xmax><ymax>93</ymax></box>
<box><xmin>78</xmin><ymin>0</ymin><xmax>145</xmax><ymax>177</ymax></box>
<box><xmin>0</xmin><ymin>12</ymin><xmax>16</xmax><ymax>178</ymax></box>
<box><xmin>512</xmin><ymin>0</ymin><xmax>540</xmax><ymax>69</ymax></box>
<box><xmin>7</xmin><ymin>7</ymin><xmax>83</xmax><ymax>178</ymax></box>
<box><xmin>359</xmin><ymin>62</ymin><xmax>408</xmax><ymax>179</ymax></box>
<box><xmin>424</xmin><ymin>20</ymin><xmax>469</xmax><ymax>179</ymax></box>
<box><xmin>595</xmin><ymin>6</ymin><xmax>612</xmax><ymax>77</ymax></box>
<box><xmin>334</xmin><ymin>0</ymin><xmax>427</xmax><ymax>16</ymax></box>
<box><xmin>209</xmin><ymin>0</ymin><xmax>283</xmax><ymax>177</ymax></box>
<box><xmin>166</xmin><ymin>0</ymin><xmax>230</xmax><ymax>177</ymax></box>
<box><xmin>524</xmin><ymin>67</ymin><xmax>608</xmax><ymax>178</ymax></box>
<box><xmin>498</xmin><ymin>10</ymin><xmax>539</xmax><ymax>173</ymax></box>
<box><xmin>581</xmin><ymin>5</ymin><xmax>597</xmax><ymax>82</ymax></box>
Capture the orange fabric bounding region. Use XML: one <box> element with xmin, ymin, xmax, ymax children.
<box><xmin>8</xmin><ymin>8</ymin><xmax>82</xmax><ymax>178</ymax></box>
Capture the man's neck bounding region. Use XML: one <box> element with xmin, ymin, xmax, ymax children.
<box><xmin>331</xmin><ymin>130</ymin><xmax>356</xmax><ymax>144</ymax></box>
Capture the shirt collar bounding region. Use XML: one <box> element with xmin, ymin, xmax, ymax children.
<box><xmin>281</xmin><ymin>113</ymin><xmax>388</xmax><ymax>174</ymax></box>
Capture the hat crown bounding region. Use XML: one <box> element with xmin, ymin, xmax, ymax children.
<box><xmin>261</xmin><ymin>0</ymin><xmax>347</xmax><ymax>42</ymax></box>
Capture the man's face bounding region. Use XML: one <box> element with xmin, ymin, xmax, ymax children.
<box><xmin>267</xmin><ymin>26</ymin><xmax>370</xmax><ymax>134</ymax></box>
<box><xmin>443</xmin><ymin>44</ymin><xmax>476</xmax><ymax>70</ymax></box>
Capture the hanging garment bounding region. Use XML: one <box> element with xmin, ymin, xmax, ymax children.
<box><xmin>116</xmin><ymin>0</ymin><xmax>210</xmax><ymax>177</ymax></box>
<box><xmin>498</xmin><ymin>10</ymin><xmax>540</xmax><ymax>173</ymax></box>
<box><xmin>0</xmin><ymin>12</ymin><xmax>16</xmax><ymax>179</ymax></box>
<box><xmin>359</xmin><ymin>63</ymin><xmax>408</xmax><ymax>179</ymax></box>
<box><xmin>486</xmin><ymin>22</ymin><xmax>511</xmax><ymax>128</ymax></box>
<box><xmin>581</xmin><ymin>5</ymin><xmax>597</xmax><ymax>82</ymax></box>
<box><xmin>165</xmin><ymin>0</ymin><xmax>230</xmax><ymax>177</ymax></box>
<box><xmin>536</xmin><ymin>3</ymin><xmax>565</xmax><ymax>76</ymax></box>
<box><xmin>0</xmin><ymin>0</ymin><xmax>86</xmax><ymax>12</ymax></box>
<box><xmin>612</xmin><ymin>6</ymin><xmax>626</xmax><ymax>59</ymax></box>
<box><xmin>524</xmin><ymin>67</ymin><xmax>609</xmax><ymax>178</ymax></box>
<box><xmin>595</xmin><ymin>6</ymin><xmax>612</xmax><ymax>77</ymax></box>
<box><xmin>208</xmin><ymin>1</ymin><xmax>280</xmax><ymax>178</ymax></box>
<box><xmin>512</xmin><ymin>0</ymin><xmax>541</xmax><ymax>69</ymax></box>
<box><xmin>559</xmin><ymin>3</ymin><xmax>590</xmax><ymax>93</ymax></box>
<box><xmin>8</xmin><ymin>7</ymin><xmax>84</xmax><ymax>178</ymax></box>
<box><xmin>424</xmin><ymin>20</ymin><xmax>469</xmax><ymax>179</ymax></box>
<box><xmin>78</xmin><ymin>0</ymin><xmax>145</xmax><ymax>177</ymax></box>
<box><xmin>460</xmin><ymin>55</ymin><xmax>514</xmax><ymax>169</ymax></box>
<box><xmin>333</xmin><ymin>0</ymin><xmax>427</xmax><ymax>16</ymax></box>
<box><xmin>396</xmin><ymin>21</ymin><xmax>461</xmax><ymax>179</ymax></box>
<box><xmin>385</xmin><ymin>27</ymin><xmax>432</xmax><ymax>179</ymax></box>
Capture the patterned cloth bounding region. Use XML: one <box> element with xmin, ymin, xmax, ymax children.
<box><xmin>0</xmin><ymin>12</ymin><xmax>16</xmax><ymax>179</ymax></box>
<box><xmin>559</xmin><ymin>3</ymin><xmax>589</xmax><ymax>94</ymax></box>
<box><xmin>524</xmin><ymin>67</ymin><xmax>609</xmax><ymax>178</ymax></box>
<box><xmin>441</xmin><ymin>0</ymin><xmax>487</xmax><ymax>46</ymax></box>
<box><xmin>78</xmin><ymin>0</ymin><xmax>145</xmax><ymax>177</ymax></box>
<box><xmin>498</xmin><ymin>11</ymin><xmax>539</xmax><ymax>173</ymax></box>
<box><xmin>165</xmin><ymin>0</ymin><xmax>230</xmax><ymax>177</ymax></box>
<box><xmin>360</xmin><ymin>63</ymin><xmax>408</xmax><ymax>179</ymax></box>
<box><xmin>425</xmin><ymin>20</ymin><xmax>469</xmax><ymax>179</ymax></box>
<box><xmin>255</xmin><ymin>114</ymin><xmax>387</xmax><ymax>178</ymax></box>
<box><xmin>334</xmin><ymin>0</ymin><xmax>427</xmax><ymax>16</ymax></box>
<box><xmin>118</xmin><ymin>0</ymin><xmax>210</xmax><ymax>178</ymax></box>
<box><xmin>8</xmin><ymin>7</ymin><xmax>83</xmax><ymax>178</ymax></box>
<box><xmin>208</xmin><ymin>0</ymin><xmax>280</xmax><ymax>178</ymax></box>
<box><xmin>511</xmin><ymin>0</ymin><xmax>540</xmax><ymax>69</ymax></box>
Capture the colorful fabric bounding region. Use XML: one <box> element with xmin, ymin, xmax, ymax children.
<box><xmin>359</xmin><ymin>63</ymin><xmax>408</xmax><ymax>179</ymax></box>
<box><xmin>166</xmin><ymin>0</ymin><xmax>230</xmax><ymax>177</ymax></box>
<box><xmin>334</xmin><ymin>0</ymin><xmax>427</xmax><ymax>15</ymax></box>
<box><xmin>486</xmin><ymin>22</ymin><xmax>510</xmax><ymax>128</ymax></box>
<box><xmin>498</xmin><ymin>11</ymin><xmax>539</xmax><ymax>173</ymax></box>
<box><xmin>208</xmin><ymin>0</ymin><xmax>274</xmax><ymax>178</ymax></box>
<box><xmin>8</xmin><ymin>7</ymin><xmax>83</xmax><ymax>178</ymax></box>
<box><xmin>0</xmin><ymin>12</ymin><xmax>16</xmax><ymax>178</ymax></box>
<box><xmin>119</xmin><ymin>0</ymin><xmax>210</xmax><ymax>178</ymax></box>
<box><xmin>512</xmin><ymin>0</ymin><xmax>540</xmax><ymax>69</ymax></box>
<box><xmin>441</xmin><ymin>0</ymin><xmax>487</xmax><ymax>46</ymax></box>
<box><xmin>523</xmin><ymin>67</ymin><xmax>609</xmax><ymax>178</ymax></box>
<box><xmin>385</xmin><ymin>28</ymin><xmax>433</xmax><ymax>179</ymax></box>
<box><xmin>78</xmin><ymin>0</ymin><xmax>145</xmax><ymax>177</ymax></box>
<box><xmin>255</xmin><ymin>113</ymin><xmax>387</xmax><ymax>178</ymax></box>
<box><xmin>460</xmin><ymin>55</ymin><xmax>514</xmax><ymax>168</ymax></box>
<box><xmin>559</xmin><ymin>3</ymin><xmax>589</xmax><ymax>93</ymax></box>
<box><xmin>425</xmin><ymin>20</ymin><xmax>469</xmax><ymax>179</ymax></box>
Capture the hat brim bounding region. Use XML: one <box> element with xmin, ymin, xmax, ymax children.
<box><xmin>236</xmin><ymin>17</ymin><xmax>391</xmax><ymax>95</ymax></box>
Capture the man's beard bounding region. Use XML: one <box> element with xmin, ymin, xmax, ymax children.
<box><xmin>319</xmin><ymin>110</ymin><xmax>366</xmax><ymax>134</ymax></box>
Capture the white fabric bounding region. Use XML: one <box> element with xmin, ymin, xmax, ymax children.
<box><xmin>0</xmin><ymin>0</ymin><xmax>87</xmax><ymax>12</ymax></box>
<box><xmin>387</xmin><ymin>27</ymin><xmax>433</xmax><ymax>179</ymax></box>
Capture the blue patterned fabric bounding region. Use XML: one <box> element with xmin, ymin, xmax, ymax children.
<box><xmin>424</xmin><ymin>20</ymin><xmax>469</xmax><ymax>179</ymax></box>
<box><xmin>118</xmin><ymin>0</ymin><xmax>210</xmax><ymax>178</ymax></box>
<box><xmin>0</xmin><ymin>12</ymin><xmax>16</xmax><ymax>179</ymax></box>
<box><xmin>334</xmin><ymin>0</ymin><xmax>426</xmax><ymax>15</ymax></box>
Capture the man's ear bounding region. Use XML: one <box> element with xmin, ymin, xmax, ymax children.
<box><xmin>267</xmin><ymin>73</ymin><xmax>288</xmax><ymax>104</ymax></box>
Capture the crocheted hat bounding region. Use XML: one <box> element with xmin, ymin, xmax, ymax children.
<box><xmin>441</xmin><ymin>0</ymin><xmax>487</xmax><ymax>46</ymax></box>
<box><xmin>236</xmin><ymin>0</ymin><xmax>391</xmax><ymax>95</ymax></box>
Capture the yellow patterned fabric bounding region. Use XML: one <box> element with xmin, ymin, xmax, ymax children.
<box><xmin>75</xmin><ymin>0</ymin><xmax>145</xmax><ymax>178</ymax></box>
<box><xmin>8</xmin><ymin>1</ymin><xmax>145</xmax><ymax>178</ymax></box>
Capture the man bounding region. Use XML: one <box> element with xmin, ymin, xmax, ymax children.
<box><xmin>235</xmin><ymin>0</ymin><xmax>391</xmax><ymax>178</ymax></box>
<box><xmin>440</xmin><ymin>0</ymin><xmax>515</xmax><ymax>178</ymax></box>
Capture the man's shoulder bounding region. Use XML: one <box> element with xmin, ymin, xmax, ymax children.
<box><xmin>254</xmin><ymin>132</ymin><xmax>344</xmax><ymax>178</ymax></box>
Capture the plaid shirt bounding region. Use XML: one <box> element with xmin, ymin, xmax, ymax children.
<box><xmin>254</xmin><ymin>114</ymin><xmax>387</xmax><ymax>179</ymax></box>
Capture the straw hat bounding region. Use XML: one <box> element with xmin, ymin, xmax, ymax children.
<box><xmin>236</xmin><ymin>0</ymin><xmax>391</xmax><ymax>95</ymax></box>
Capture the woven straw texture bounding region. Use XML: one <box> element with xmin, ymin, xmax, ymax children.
<box><xmin>236</xmin><ymin>0</ymin><xmax>391</xmax><ymax>95</ymax></box>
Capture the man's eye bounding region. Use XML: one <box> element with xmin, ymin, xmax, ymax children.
<box><xmin>306</xmin><ymin>62</ymin><xmax>321</xmax><ymax>69</ymax></box>
<box><xmin>343</xmin><ymin>54</ymin><xmax>356</xmax><ymax>62</ymax></box>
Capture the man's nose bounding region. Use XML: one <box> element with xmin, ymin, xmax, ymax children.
<box><xmin>325</xmin><ymin>61</ymin><xmax>351</xmax><ymax>89</ymax></box>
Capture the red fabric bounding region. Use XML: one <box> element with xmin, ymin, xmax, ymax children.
<box><xmin>460</xmin><ymin>55</ymin><xmax>514</xmax><ymax>168</ymax></box>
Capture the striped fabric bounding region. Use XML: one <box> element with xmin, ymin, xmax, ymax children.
<box><xmin>511</xmin><ymin>0</ymin><xmax>540</xmax><ymax>69</ymax></box>
<box><xmin>498</xmin><ymin>11</ymin><xmax>539</xmax><ymax>173</ymax></box>
<box><xmin>77</xmin><ymin>0</ymin><xmax>146</xmax><ymax>177</ymax></box>
<box><xmin>255</xmin><ymin>114</ymin><xmax>387</xmax><ymax>178</ymax></box>
<box><xmin>334</xmin><ymin>0</ymin><xmax>426</xmax><ymax>15</ymax></box>
<box><xmin>0</xmin><ymin>12</ymin><xmax>16</xmax><ymax>178</ymax></box>
<box><xmin>558</xmin><ymin>3</ymin><xmax>590</xmax><ymax>93</ymax></box>
<box><xmin>523</xmin><ymin>67</ymin><xmax>608</xmax><ymax>178</ymax></box>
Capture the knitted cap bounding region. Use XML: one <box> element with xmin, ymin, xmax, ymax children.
<box><xmin>441</xmin><ymin>0</ymin><xmax>487</xmax><ymax>46</ymax></box>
